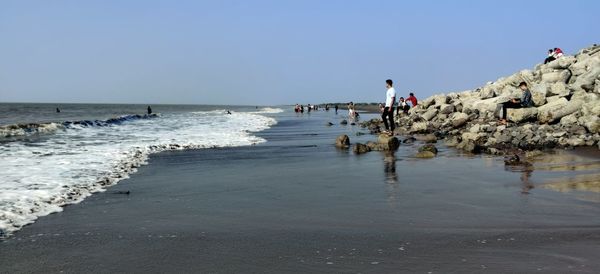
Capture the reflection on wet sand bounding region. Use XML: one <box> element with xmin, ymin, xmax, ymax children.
<box><xmin>504</xmin><ymin>148</ymin><xmax>600</xmax><ymax>195</ymax></box>
<box><xmin>504</xmin><ymin>165</ymin><xmax>534</xmax><ymax>194</ymax></box>
<box><xmin>541</xmin><ymin>173</ymin><xmax>600</xmax><ymax>193</ymax></box>
<box><xmin>383</xmin><ymin>151</ymin><xmax>399</xmax><ymax>205</ymax></box>
<box><xmin>526</xmin><ymin>150</ymin><xmax>600</xmax><ymax>172</ymax></box>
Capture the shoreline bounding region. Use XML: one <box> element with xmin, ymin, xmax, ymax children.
<box><xmin>2</xmin><ymin>110</ymin><xmax>600</xmax><ymax>273</ymax></box>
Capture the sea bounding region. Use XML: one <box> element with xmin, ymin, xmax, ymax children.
<box><xmin>0</xmin><ymin>103</ymin><xmax>282</xmax><ymax>237</ymax></box>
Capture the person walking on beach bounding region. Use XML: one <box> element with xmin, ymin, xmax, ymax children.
<box><xmin>407</xmin><ymin>92</ymin><xmax>418</xmax><ymax>107</ymax></box>
<box><xmin>496</xmin><ymin>81</ymin><xmax>533</xmax><ymax>125</ymax></box>
<box><xmin>382</xmin><ymin>79</ymin><xmax>396</xmax><ymax>135</ymax></box>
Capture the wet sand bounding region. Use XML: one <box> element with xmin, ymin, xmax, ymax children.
<box><xmin>2</xmin><ymin>110</ymin><xmax>600</xmax><ymax>273</ymax></box>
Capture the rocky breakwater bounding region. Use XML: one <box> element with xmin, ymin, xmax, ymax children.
<box><xmin>363</xmin><ymin>45</ymin><xmax>600</xmax><ymax>154</ymax></box>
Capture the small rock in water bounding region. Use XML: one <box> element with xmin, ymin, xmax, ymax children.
<box><xmin>415</xmin><ymin>151</ymin><xmax>436</xmax><ymax>158</ymax></box>
<box><xmin>335</xmin><ymin>135</ymin><xmax>350</xmax><ymax>148</ymax></box>
<box><xmin>418</xmin><ymin>144</ymin><xmax>438</xmax><ymax>154</ymax></box>
<box><xmin>326</xmin><ymin>122</ymin><xmax>334</xmax><ymax>126</ymax></box>
<box><xmin>340</xmin><ymin>120</ymin><xmax>348</xmax><ymax>125</ymax></box>
<box><xmin>353</xmin><ymin>143</ymin><xmax>371</xmax><ymax>154</ymax></box>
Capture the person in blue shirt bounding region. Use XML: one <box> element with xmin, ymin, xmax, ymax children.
<box><xmin>498</xmin><ymin>81</ymin><xmax>533</xmax><ymax>124</ymax></box>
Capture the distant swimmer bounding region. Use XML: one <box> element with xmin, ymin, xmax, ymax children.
<box><xmin>147</xmin><ymin>106</ymin><xmax>152</xmax><ymax>114</ymax></box>
<box><xmin>56</xmin><ymin>108</ymin><xmax>60</xmax><ymax>113</ymax></box>
<box><xmin>226</xmin><ymin>110</ymin><xmax>232</xmax><ymax>115</ymax></box>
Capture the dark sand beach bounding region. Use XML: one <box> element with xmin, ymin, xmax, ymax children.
<box><xmin>2</xmin><ymin>110</ymin><xmax>600</xmax><ymax>273</ymax></box>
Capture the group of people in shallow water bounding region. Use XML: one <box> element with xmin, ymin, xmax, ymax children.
<box><xmin>294</xmin><ymin>103</ymin><xmax>338</xmax><ymax>114</ymax></box>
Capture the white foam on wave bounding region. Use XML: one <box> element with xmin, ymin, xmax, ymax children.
<box><xmin>0</xmin><ymin>108</ymin><xmax>281</xmax><ymax>237</ymax></box>
<box><xmin>254</xmin><ymin>107</ymin><xmax>284</xmax><ymax>114</ymax></box>
<box><xmin>0</xmin><ymin>122</ymin><xmax>65</xmax><ymax>138</ymax></box>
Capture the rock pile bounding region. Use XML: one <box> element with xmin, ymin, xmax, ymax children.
<box><xmin>361</xmin><ymin>44</ymin><xmax>600</xmax><ymax>154</ymax></box>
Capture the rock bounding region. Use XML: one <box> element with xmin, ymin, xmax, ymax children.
<box><xmin>415</xmin><ymin>151</ymin><xmax>436</xmax><ymax>158</ymax></box>
<box><xmin>559</xmin><ymin>113</ymin><xmax>579</xmax><ymax>126</ymax></box>
<box><xmin>541</xmin><ymin>70</ymin><xmax>571</xmax><ymax>84</ymax></box>
<box><xmin>548</xmin><ymin>82</ymin><xmax>569</xmax><ymax>97</ymax></box>
<box><xmin>410</xmin><ymin>122</ymin><xmax>428</xmax><ymax>133</ymax></box>
<box><xmin>504</xmin><ymin>154</ymin><xmax>531</xmax><ymax>166</ymax></box>
<box><xmin>461</xmin><ymin>132</ymin><xmax>483</xmax><ymax>142</ymax></box>
<box><xmin>445</xmin><ymin>136</ymin><xmax>460</xmax><ymax>147</ymax></box>
<box><xmin>538</xmin><ymin>99</ymin><xmax>584</xmax><ymax>124</ymax></box>
<box><xmin>469</xmin><ymin>124</ymin><xmax>481</xmax><ymax>133</ymax></box>
<box><xmin>366</xmin><ymin>141</ymin><xmax>382</xmax><ymax>151</ymax></box>
<box><xmin>439</xmin><ymin>104</ymin><xmax>455</xmax><ymax>114</ymax></box>
<box><xmin>414</xmin><ymin>134</ymin><xmax>437</xmax><ymax>143</ymax></box>
<box><xmin>546</xmin><ymin>56</ymin><xmax>577</xmax><ymax>69</ymax></box>
<box><xmin>340</xmin><ymin>120</ymin><xmax>348</xmax><ymax>125</ymax></box>
<box><xmin>350</xmin><ymin>122</ymin><xmax>356</xmax><ymax>126</ymax></box>
<box><xmin>356</xmin><ymin>132</ymin><xmax>366</xmax><ymax>136</ymax></box>
<box><xmin>335</xmin><ymin>135</ymin><xmax>350</xmax><ymax>148</ymax></box>
<box><xmin>421</xmin><ymin>109</ymin><xmax>439</xmax><ymax>121</ymax></box>
<box><xmin>451</xmin><ymin>112</ymin><xmax>469</xmax><ymax>128</ymax></box>
<box><xmin>403</xmin><ymin>137</ymin><xmax>416</xmax><ymax>144</ymax></box>
<box><xmin>530</xmin><ymin>83</ymin><xmax>547</xmax><ymax>106</ymax></box>
<box><xmin>418</xmin><ymin>144</ymin><xmax>438</xmax><ymax>154</ymax></box>
<box><xmin>353</xmin><ymin>143</ymin><xmax>370</xmax><ymax>154</ymax></box>
<box><xmin>579</xmin><ymin>115</ymin><xmax>600</xmax><ymax>134</ymax></box>
<box><xmin>479</xmin><ymin>86</ymin><xmax>496</xmax><ymax>99</ymax></box>
<box><xmin>377</xmin><ymin>134</ymin><xmax>401</xmax><ymax>151</ymax></box>
<box><xmin>326</xmin><ymin>122</ymin><xmax>334</xmax><ymax>126</ymax></box>
<box><xmin>507</xmin><ymin>107</ymin><xmax>538</xmax><ymax>123</ymax></box>
<box><xmin>572</xmin><ymin>65</ymin><xmax>600</xmax><ymax>92</ymax></box>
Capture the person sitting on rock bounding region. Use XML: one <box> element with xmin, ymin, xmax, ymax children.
<box><xmin>397</xmin><ymin>97</ymin><xmax>410</xmax><ymax>115</ymax></box>
<box><xmin>407</xmin><ymin>92</ymin><xmax>418</xmax><ymax>107</ymax></box>
<box><xmin>497</xmin><ymin>81</ymin><xmax>533</xmax><ymax>125</ymax></box>
<box><xmin>544</xmin><ymin>49</ymin><xmax>555</xmax><ymax>64</ymax></box>
<box><xmin>553</xmin><ymin>47</ymin><xmax>564</xmax><ymax>58</ymax></box>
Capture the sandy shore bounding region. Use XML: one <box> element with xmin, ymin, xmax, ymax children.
<box><xmin>2</xmin><ymin>110</ymin><xmax>600</xmax><ymax>273</ymax></box>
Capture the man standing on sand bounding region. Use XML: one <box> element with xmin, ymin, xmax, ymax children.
<box><xmin>382</xmin><ymin>79</ymin><xmax>396</xmax><ymax>135</ymax></box>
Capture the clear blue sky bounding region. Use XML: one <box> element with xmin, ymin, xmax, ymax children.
<box><xmin>1</xmin><ymin>0</ymin><xmax>598</xmax><ymax>105</ymax></box>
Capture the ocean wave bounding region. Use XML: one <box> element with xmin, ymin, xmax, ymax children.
<box><xmin>0</xmin><ymin>113</ymin><xmax>160</xmax><ymax>140</ymax></box>
<box><xmin>254</xmin><ymin>107</ymin><xmax>284</xmax><ymax>114</ymax></box>
<box><xmin>0</xmin><ymin>110</ymin><xmax>276</xmax><ymax>238</ymax></box>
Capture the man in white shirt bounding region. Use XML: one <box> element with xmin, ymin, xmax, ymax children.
<box><xmin>382</xmin><ymin>79</ymin><xmax>396</xmax><ymax>134</ymax></box>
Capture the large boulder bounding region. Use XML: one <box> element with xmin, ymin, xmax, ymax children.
<box><xmin>479</xmin><ymin>86</ymin><xmax>496</xmax><ymax>99</ymax></box>
<box><xmin>335</xmin><ymin>135</ymin><xmax>350</xmax><ymax>148</ymax></box>
<box><xmin>572</xmin><ymin>65</ymin><xmax>600</xmax><ymax>92</ymax></box>
<box><xmin>530</xmin><ymin>83</ymin><xmax>547</xmax><ymax>106</ymax></box>
<box><xmin>545</xmin><ymin>56</ymin><xmax>577</xmax><ymax>69</ymax></box>
<box><xmin>451</xmin><ymin>112</ymin><xmax>469</xmax><ymax>128</ymax></box>
<box><xmin>507</xmin><ymin>107</ymin><xmax>538</xmax><ymax>123</ymax></box>
<box><xmin>439</xmin><ymin>104</ymin><xmax>455</xmax><ymax>114</ymax></box>
<box><xmin>377</xmin><ymin>134</ymin><xmax>400</xmax><ymax>151</ymax></box>
<box><xmin>410</xmin><ymin>122</ymin><xmax>428</xmax><ymax>133</ymax></box>
<box><xmin>570</xmin><ymin>55</ymin><xmax>600</xmax><ymax>76</ymax></box>
<box><xmin>421</xmin><ymin>109</ymin><xmax>438</xmax><ymax>121</ymax></box>
<box><xmin>541</xmin><ymin>70</ymin><xmax>571</xmax><ymax>84</ymax></box>
<box><xmin>548</xmin><ymin>82</ymin><xmax>570</xmax><ymax>97</ymax></box>
<box><xmin>538</xmin><ymin>98</ymin><xmax>584</xmax><ymax>124</ymax></box>
<box><xmin>579</xmin><ymin>115</ymin><xmax>600</xmax><ymax>134</ymax></box>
